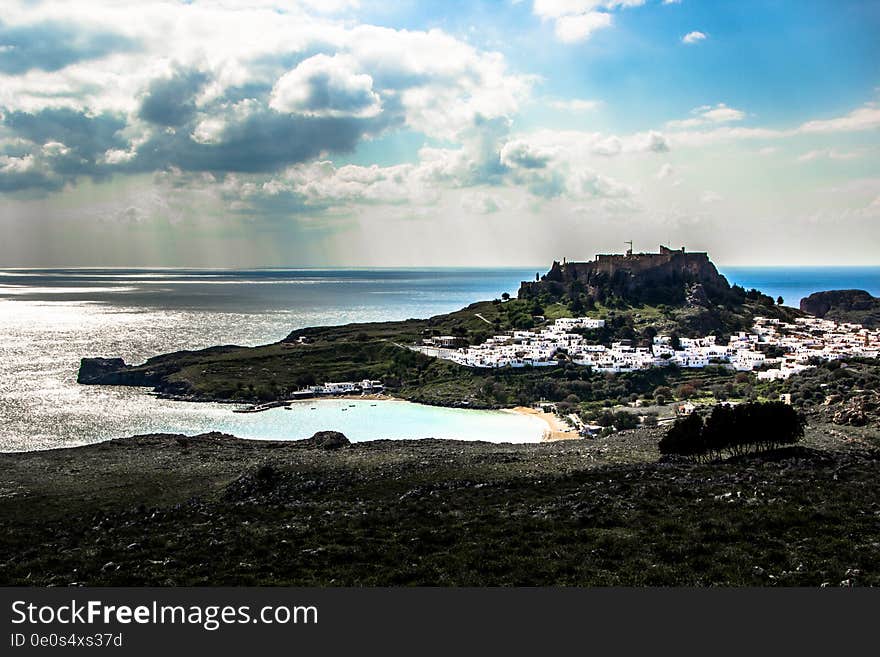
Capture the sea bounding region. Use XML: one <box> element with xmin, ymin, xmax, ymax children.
<box><xmin>1</xmin><ymin>266</ymin><xmax>878</xmax><ymax>452</ymax></box>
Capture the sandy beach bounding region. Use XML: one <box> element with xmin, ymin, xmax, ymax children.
<box><xmin>506</xmin><ymin>406</ymin><xmax>581</xmax><ymax>441</ymax></box>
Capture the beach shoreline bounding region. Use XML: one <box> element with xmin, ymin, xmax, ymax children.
<box><xmin>505</xmin><ymin>406</ymin><xmax>581</xmax><ymax>441</ymax></box>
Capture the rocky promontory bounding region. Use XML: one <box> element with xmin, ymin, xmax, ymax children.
<box><xmin>518</xmin><ymin>245</ymin><xmax>741</xmax><ymax>307</ymax></box>
<box><xmin>800</xmin><ymin>289</ymin><xmax>880</xmax><ymax>327</ymax></box>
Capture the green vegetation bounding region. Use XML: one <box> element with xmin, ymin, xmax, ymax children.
<box><xmin>82</xmin><ymin>290</ymin><xmax>800</xmax><ymax>411</ymax></box>
<box><xmin>659</xmin><ymin>402</ymin><xmax>805</xmax><ymax>462</ymax></box>
<box><xmin>2</xmin><ymin>429</ymin><xmax>877</xmax><ymax>586</ymax></box>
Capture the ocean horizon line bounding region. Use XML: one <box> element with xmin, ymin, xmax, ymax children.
<box><xmin>3</xmin><ymin>263</ymin><xmax>880</xmax><ymax>272</ymax></box>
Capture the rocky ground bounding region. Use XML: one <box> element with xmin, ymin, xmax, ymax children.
<box><xmin>1</xmin><ymin>423</ymin><xmax>878</xmax><ymax>586</ymax></box>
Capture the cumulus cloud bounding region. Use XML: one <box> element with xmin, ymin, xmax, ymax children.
<box><xmin>269</xmin><ymin>54</ymin><xmax>382</xmax><ymax>118</ymax></box>
<box><xmin>499</xmin><ymin>139</ymin><xmax>555</xmax><ymax>169</ymax></box>
<box><xmin>554</xmin><ymin>12</ymin><xmax>613</xmax><ymax>43</ymax></box>
<box><xmin>682</xmin><ymin>31</ymin><xmax>707</xmax><ymax>44</ymax></box>
<box><xmin>666</xmin><ymin>103</ymin><xmax>745</xmax><ymax>129</ymax></box>
<box><xmin>0</xmin><ymin>19</ymin><xmax>139</xmax><ymax>75</ymax></box>
<box><xmin>0</xmin><ymin>0</ymin><xmax>532</xmax><ymax>193</ymax></box>
<box><xmin>139</xmin><ymin>69</ymin><xmax>209</xmax><ymax>127</ymax></box>
<box><xmin>532</xmin><ymin>0</ymin><xmax>646</xmax><ymax>43</ymax></box>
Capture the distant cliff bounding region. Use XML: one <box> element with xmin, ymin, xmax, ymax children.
<box><xmin>519</xmin><ymin>245</ymin><xmax>742</xmax><ymax>308</ymax></box>
<box><xmin>800</xmin><ymin>290</ymin><xmax>880</xmax><ymax>328</ymax></box>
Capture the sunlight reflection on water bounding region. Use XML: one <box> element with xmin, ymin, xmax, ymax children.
<box><xmin>0</xmin><ymin>268</ymin><xmax>539</xmax><ymax>451</ymax></box>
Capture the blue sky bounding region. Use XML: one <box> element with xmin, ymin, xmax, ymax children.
<box><xmin>0</xmin><ymin>0</ymin><xmax>878</xmax><ymax>266</ymax></box>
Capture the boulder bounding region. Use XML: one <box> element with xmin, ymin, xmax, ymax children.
<box><xmin>309</xmin><ymin>431</ymin><xmax>350</xmax><ymax>450</ymax></box>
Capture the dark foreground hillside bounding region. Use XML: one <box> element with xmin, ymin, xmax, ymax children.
<box><xmin>1</xmin><ymin>425</ymin><xmax>878</xmax><ymax>586</ymax></box>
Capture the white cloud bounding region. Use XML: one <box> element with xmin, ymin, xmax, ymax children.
<box><xmin>700</xmin><ymin>190</ymin><xmax>723</xmax><ymax>203</ymax></box>
<box><xmin>499</xmin><ymin>139</ymin><xmax>556</xmax><ymax>169</ymax></box>
<box><xmin>682</xmin><ymin>31</ymin><xmax>707</xmax><ymax>44</ymax></box>
<box><xmin>554</xmin><ymin>12</ymin><xmax>613</xmax><ymax>43</ymax></box>
<box><xmin>0</xmin><ymin>1</ymin><xmax>533</xmax><ymax>144</ymax></box>
<box><xmin>548</xmin><ymin>98</ymin><xmax>600</xmax><ymax>112</ymax></box>
<box><xmin>532</xmin><ymin>0</ymin><xmax>645</xmax><ymax>43</ymax></box>
<box><xmin>797</xmin><ymin>149</ymin><xmax>863</xmax><ymax>163</ymax></box>
<box><xmin>102</xmin><ymin>148</ymin><xmax>136</xmax><ymax>164</ymax></box>
<box><xmin>40</xmin><ymin>142</ymin><xmax>70</xmax><ymax>157</ymax></box>
<box><xmin>0</xmin><ymin>154</ymin><xmax>35</xmax><ymax>173</ymax></box>
<box><xmin>797</xmin><ymin>103</ymin><xmax>880</xmax><ymax>134</ymax></box>
<box><xmin>667</xmin><ymin>102</ymin><xmax>880</xmax><ymax>148</ymax></box>
<box><xmin>269</xmin><ymin>54</ymin><xmax>381</xmax><ymax>118</ymax></box>
<box><xmin>461</xmin><ymin>192</ymin><xmax>502</xmax><ymax>214</ymax></box>
<box><xmin>533</xmin><ymin>0</ymin><xmax>645</xmax><ymax>18</ymax></box>
<box><xmin>666</xmin><ymin>103</ymin><xmax>745</xmax><ymax>129</ymax></box>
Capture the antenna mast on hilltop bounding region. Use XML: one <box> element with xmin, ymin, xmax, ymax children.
<box><xmin>624</xmin><ymin>240</ymin><xmax>633</xmax><ymax>256</ymax></box>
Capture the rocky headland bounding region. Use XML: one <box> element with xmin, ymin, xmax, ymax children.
<box><xmin>800</xmin><ymin>289</ymin><xmax>880</xmax><ymax>328</ymax></box>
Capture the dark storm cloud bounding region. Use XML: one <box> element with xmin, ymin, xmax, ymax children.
<box><xmin>0</xmin><ymin>56</ymin><xmax>403</xmax><ymax>193</ymax></box>
<box><xmin>5</xmin><ymin>108</ymin><xmax>127</xmax><ymax>159</ymax></box>
<box><xmin>0</xmin><ymin>20</ymin><xmax>139</xmax><ymax>74</ymax></box>
<box><xmin>132</xmin><ymin>108</ymin><xmax>400</xmax><ymax>174</ymax></box>
<box><xmin>292</xmin><ymin>70</ymin><xmax>378</xmax><ymax>116</ymax></box>
<box><xmin>0</xmin><ymin>108</ymin><xmax>128</xmax><ymax>191</ymax></box>
<box><xmin>0</xmin><ymin>168</ymin><xmax>62</xmax><ymax>193</ymax></box>
<box><xmin>138</xmin><ymin>69</ymin><xmax>209</xmax><ymax>127</ymax></box>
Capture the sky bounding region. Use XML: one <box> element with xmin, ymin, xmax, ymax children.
<box><xmin>0</xmin><ymin>0</ymin><xmax>878</xmax><ymax>267</ymax></box>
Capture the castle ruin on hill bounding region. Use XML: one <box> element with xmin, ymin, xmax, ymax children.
<box><xmin>518</xmin><ymin>245</ymin><xmax>733</xmax><ymax>307</ymax></box>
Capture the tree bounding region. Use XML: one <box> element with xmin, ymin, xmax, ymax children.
<box><xmin>502</xmin><ymin>292</ymin><xmax>511</xmax><ymax>301</ymax></box>
<box><xmin>612</xmin><ymin>411</ymin><xmax>639</xmax><ymax>431</ymax></box>
<box><xmin>777</xmin><ymin>296</ymin><xmax>784</xmax><ymax>306</ymax></box>
<box><xmin>659</xmin><ymin>412</ymin><xmax>704</xmax><ymax>458</ymax></box>
<box><xmin>658</xmin><ymin>401</ymin><xmax>805</xmax><ymax>461</ymax></box>
<box><xmin>676</xmin><ymin>383</ymin><xmax>697</xmax><ymax>399</ymax></box>
<box><xmin>670</xmin><ymin>332</ymin><xmax>682</xmax><ymax>350</ymax></box>
<box><xmin>654</xmin><ymin>385</ymin><xmax>673</xmax><ymax>404</ymax></box>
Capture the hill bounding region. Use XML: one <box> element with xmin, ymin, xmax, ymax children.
<box><xmin>800</xmin><ymin>289</ymin><xmax>880</xmax><ymax>328</ymax></box>
<box><xmin>77</xmin><ymin>248</ymin><xmax>802</xmax><ymax>407</ymax></box>
<box><xmin>1</xmin><ymin>426</ymin><xmax>877</xmax><ymax>586</ymax></box>
<box><xmin>519</xmin><ymin>245</ymin><xmax>746</xmax><ymax>307</ymax></box>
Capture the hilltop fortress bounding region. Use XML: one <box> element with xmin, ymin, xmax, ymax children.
<box><xmin>518</xmin><ymin>245</ymin><xmax>734</xmax><ymax>307</ymax></box>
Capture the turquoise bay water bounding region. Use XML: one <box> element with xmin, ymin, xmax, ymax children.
<box><xmin>68</xmin><ymin>398</ymin><xmax>548</xmax><ymax>445</ymax></box>
<box><xmin>0</xmin><ymin>266</ymin><xmax>877</xmax><ymax>451</ymax></box>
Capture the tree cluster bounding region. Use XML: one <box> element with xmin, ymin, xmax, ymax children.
<box><xmin>658</xmin><ymin>401</ymin><xmax>805</xmax><ymax>461</ymax></box>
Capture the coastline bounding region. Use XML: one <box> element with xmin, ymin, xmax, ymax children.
<box><xmin>505</xmin><ymin>406</ymin><xmax>580</xmax><ymax>441</ymax></box>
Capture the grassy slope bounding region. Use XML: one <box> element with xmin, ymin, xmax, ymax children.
<box><xmin>1</xmin><ymin>425</ymin><xmax>877</xmax><ymax>586</ymax></box>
